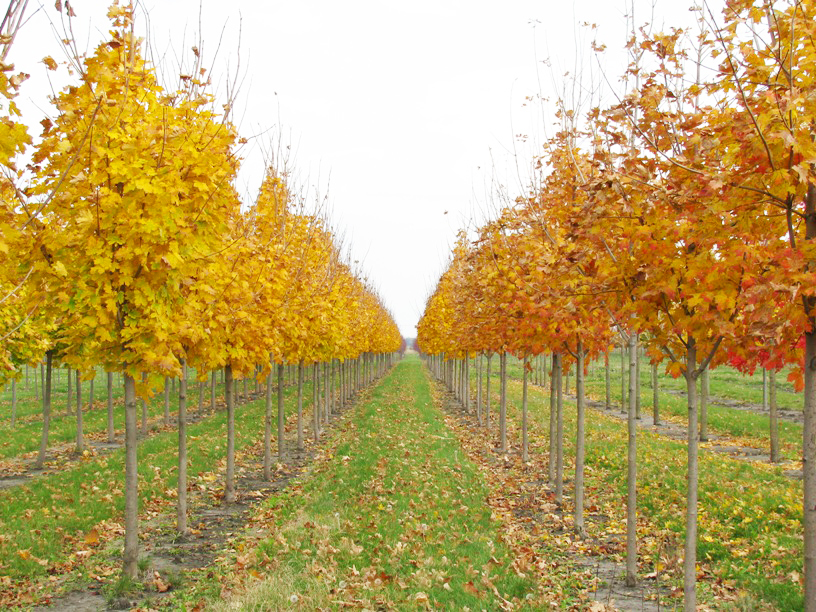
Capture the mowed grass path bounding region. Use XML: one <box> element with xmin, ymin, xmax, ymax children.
<box><xmin>203</xmin><ymin>355</ymin><xmax>541</xmax><ymax>610</ymax></box>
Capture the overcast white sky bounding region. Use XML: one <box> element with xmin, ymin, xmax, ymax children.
<box><xmin>10</xmin><ymin>0</ymin><xmax>714</xmax><ymax>337</ymax></box>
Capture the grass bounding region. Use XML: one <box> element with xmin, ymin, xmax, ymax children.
<box><xmin>0</xmin><ymin>376</ymin><xmax>313</xmax><ymax>585</ymax></box>
<box><xmin>182</xmin><ymin>356</ymin><xmax>550</xmax><ymax>610</ymax></box>
<box><xmin>0</xmin><ymin>367</ymin><xmax>237</xmax><ymax>460</ymax></box>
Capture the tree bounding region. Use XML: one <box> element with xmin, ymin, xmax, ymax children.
<box><xmin>29</xmin><ymin>3</ymin><xmax>240</xmax><ymax>577</ymax></box>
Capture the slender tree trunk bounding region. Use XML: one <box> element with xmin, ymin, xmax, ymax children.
<box><xmin>635</xmin><ymin>336</ymin><xmax>641</xmax><ymax>420</ymax></box>
<box><xmin>804</xmin><ymin>326</ymin><xmax>816</xmax><ymax>612</ymax></box>
<box><xmin>89</xmin><ymin>377</ymin><xmax>94</xmax><ymax>411</ymax></box>
<box><xmin>700</xmin><ymin>367</ymin><xmax>709</xmax><ymax>441</ymax></box>
<box><xmin>225</xmin><ymin>365</ymin><xmax>235</xmax><ymax>503</ymax></box>
<box><xmin>763</xmin><ymin>368</ymin><xmax>769</xmax><ymax>414</ymax></box>
<box><xmin>605</xmin><ymin>351</ymin><xmax>611</xmax><ymax>410</ymax></box>
<box><xmin>75</xmin><ymin>370</ymin><xmax>84</xmax><ymax>453</ymax></box>
<box><xmin>297</xmin><ymin>362</ymin><xmax>304</xmax><ymax>451</ymax></box>
<box><xmin>264</xmin><ymin>363</ymin><xmax>273</xmax><ymax>481</ymax></box>
<box><xmin>278</xmin><ymin>363</ymin><xmax>285</xmax><ymax>461</ymax></box>
<box><xmin>522</xmin><ymin>356</ymin><xmax>528</xmax><ymax>462</ymax></box>
<box><xmin>198</xmin><ymin>380</ymin><xmax>204</xmax><ymax>412</ymax></box>
<box><xmin>107</xmin><ymin>372</ymin><xmax>114</xmax><ymax>443</ymax></box>
<box><xmin>574</xmin><ymin>342</ymin><xmax>586</xmax><ymax>537</ymax></box>
<box><xmin>323</xmin><ymin>361</ymin><xmax>330</xmax><ymax>423</ymax></box>
<box><xmin>465</xmin><ymin>357</ymin><xmax>470</xmax><ymax>412</ymax></box>
<box><xmin>10</xmin><ymin>378</ymin><xmax>16</xmax><ymax>428</ymax></box>
<box><xmin>565</xmin><ymin>364</ymin><xmax>570</xmax><ymax>396</ymax></box>
<box><xmin>476</xmin><ymin>354</ymin><xmax>483</xmax><ymax>425</ymax></box>
<box><xmin>163</xmin><ymin>377</ymin><xmax>170</xmax><ymax>426</ymax></box>
<box><xmin>123</xmin><ymin>373</ymin><xmax>139</xmax><ymax>579</ymax></box>
<box><xmin>770</xmin><ymin>368</ymin><xmax>779</xmax><ymax>463</ymax></box>
<box><xmin>313</xmin><ymin>363</ymin><xmax>320</xmax><ymax>442</ymax></box>
<box><xmin>626</xmin><ymin>332</ymin><xmax>638</xmax><ymax>587</ymax></box>
<box><xmin>652</xmin><ymin>362</ymin><xmax>660</xmax><ymax>425</ymax></box>
<box><xmin>36</xmin><ymin>353</ymin><xmax>53</xmax><ymax>468</ymax></box>
<box><xmin>555</xmin><ymin>353</ymin><xmax>564</xmax><ymax>505</ymax></box>
<box><xmin>621</xmin><ymin>342</ymin><xmax>627</xmax><ymax>414</ymax></box>
<box><xmin>35</xmin><ymin>362</ymin><xmax>39</xmax><ymax>403</ymax></box>
<box><xmin>210</xmin><ymin>370</ymin><xmax>216</xmax><ymax>412</ymax></box>
<box><xmin>683</xmin><ymin>340</ymin><xmax>699</xmax><ymax>611</ymax></box>
<box><xmin>485</xmin><ymin>354</ymin><xmax>492</xmax><ymax>428</ymax></box>
<box><xmin>66</xmin><ymin>366</ymin><xmax>72</xmax><ymax>416</ymax></box>
<box><xmin>177</xmin><ymin>359</ymin><xmax>188</xmax><ymax>534</ymax></box>
<box><xmin>499</xmin><ymin>352</ymin><xmax>507</xmax><ymax>453</ymax></box>
<box><xmin>548</xmin><ymin>352</ymin><xmax>557</xmax><ymax>484</ymax></box>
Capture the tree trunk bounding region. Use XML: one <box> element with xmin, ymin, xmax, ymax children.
<box><xmin>210</xmin><ymin>370</ymin><xmax>216</xmax><ymax>412</ymax></box>
<box><xmin>313</xmin><ymin>362</ymin><xmax>320</xmax><ymax>442</ymax></box>
<box><xmin>555</xmin><ymin>353</ymin><xmax>564</xmax><ymax>505</ymax></box>
<box><xmin>89</xmin><ymin>377</ymin><xmax>94</xmax><ymax>411</ymax></box>
<box><xmin>66</xmin><ymin>366</ymin><xmax>72</xmax><ymax>416</ymax></box>
<box><xmin>297</xmin><ymin>362</ymin><xmax>304</xmax><ymax>451</ymax></box>
<box><xmin>804</xmin><ymin>325</ymin><xmax>816</xmax><ymax>612</ymax></box>
<box><xmin>635</xmin><ymin>336</ymin><xmax>641</xmax><ymax>420</ymax></box>
<box><xmin>485</xmin><ymin>354</ymin><xmax>492</xmax><ymax>428</ymax></box>
<box><xmin>75</xmin><ymin>370</ymin><xmax>84</xmax><ymax>453</ymax></box>
<box><xmin>522</xmin><ymin>356</ymin><xmax>528</xmax><ymax>462</ymax></box>
<box><xmin>278</xmin><ymin>363</ymin><xmax>285</xmax><ymax>461</ymax></box>
<box><xmin>476</xmin><ymin>354</ymin><xmax>483</xmax><ymax>425</ymax></box>
<box><xmin>700</xmin><ymin>367</ymin><xmax>709</xmax><ymax>441</ymax></box>
<box><xmin>324</xmin><ymin>362</ymin><xmax>330</xmax><ymax>424</ymax></box>
<box><xmin>621</xmin><ymin>342</ymin><xmax>627</xmax><ymax>413</ymax></box>
<box><xmin>123</xmin><ymin>372</ymin><xmax>139</xmax><ymax>579</ymax></box>
<box><xmin>605</xmin><ymin>352</ymin><xmax>611</xmax><ymax>410</ymax></box>
<box><xmin>35</xmin><ymin>362</ymin><xmax>39</xmax><ymax>403</ymax></box>
<box><xmin>499</xmin><ymin>352</ymin><xmax>507</xmax><ymax>453</ymax></box>
<box><xmin>574</xmin><ymin>342</ymin><xmax>586</xmax><ymax>537</ymax></box>
<box><xmin>651</xmin><ymin>362</ymin><xmax>660</xmax><ymax>425</ymax></box>
<box><xmin>763</xmin><ymin>368</ymin><xmax>769</xmax><ymax>414</ymax></box>
<box><xmin>264</xmin><ymin>363</ymin><xmax>273</xmax><ymax>481</ymax></box>
<box><xmin>177</xmin><ymin>360</ymin><xmax>188</xmax><ymax>534</ymax></box>
<box><xmin>198</xmin><ymin>380</ymin><xmax>204</xmax><ymax>412</ymax></box>
<box><xmin>163</xmin><ymin>377</ymin><xmax>170</xmax><ymax>426</ymax></box>
<box><xmin>10</xmin><ymin>378</ymin><xmax>16</xmax><ymax>428</ymax></box>
<box><xmin>626</xmin><ymin>332</ymin><xmax>638</xmax><ymax>587</ymax></box>
<box><xmin>225</xmin><ymin>365</ymin><xmax>235</xmax><ymax>503</ymax></box>
<box><xmin>770</xmin><ymin>368</ymin><xmax>779</xmax><ymax>463</ymax></box>
<box><xmin>107</xmin><ymin>372</ymin><xmax>114</xmax><ymax>443</ymax></box>
<box><xmin>548</xmin><ymin>352</ymin><xmax>557</xmax><ymax>484</ymax></box>
<box><xmin>36</xmin><ymin>352</ymin><xmax>53</xmax><ymax>468</ymax></box>
<box><xmin>683</xmin><ymin>339</ymin><xmax>699</xmax><ymax>611</ymax></box>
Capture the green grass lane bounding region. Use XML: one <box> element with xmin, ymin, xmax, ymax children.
<box><xmin>202</xmin><ymin>356</ymin><xmax>542</xmax><ymax>610</ymax></box>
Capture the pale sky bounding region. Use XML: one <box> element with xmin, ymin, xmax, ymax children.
<box><xmin>10</xmin><ymin>0</ymin><xmax>712</xmax><ymax>337</ymax></box>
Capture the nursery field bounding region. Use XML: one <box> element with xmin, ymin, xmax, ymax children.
<box><xmin>0</xmin><ymin>355</ymin><xmax>803</xmax><ymax>610</ymax></box>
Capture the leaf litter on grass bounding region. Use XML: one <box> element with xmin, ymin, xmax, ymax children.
<box><xmin>199</xmin><ymin>357</ymin><xmax>573</xmax><ymax>611</ymax></box>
